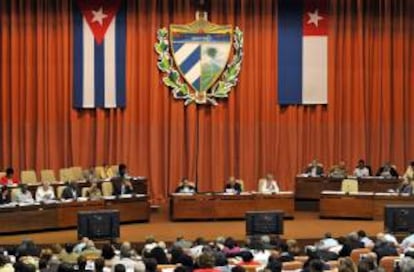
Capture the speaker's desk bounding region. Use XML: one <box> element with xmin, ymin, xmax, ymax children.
<box><xmin>0</xmin><ymin>195</ymin><xmax>149</xmax><ymax>233</ymax></box>
<box><xmin>170</xmin><ymin>192</ymin><xmax>294</xmax><ymax>221</ymax></box>
<box><xmin>319</xmin><ymin>191</ymin><xmax>414</xmax><ymax>220</ymax></box>
<box><xmin>295</xmin><ymin>176</ymin><xmax>400</xmax><ymax>200</ymax></box>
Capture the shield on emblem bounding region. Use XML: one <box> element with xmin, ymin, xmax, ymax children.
<box><xmin>170</xmin><ymin>20</ymin><xmax>233</xmax><ymax>93</ymax></box>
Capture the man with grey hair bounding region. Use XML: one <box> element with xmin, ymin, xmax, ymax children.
<box><xmin>398</xmin><ymin>257</ymin><xmax>414</xmax><ymax>272</ymax></box>
<box><xmin>112</xmin><ymin>242</ymin><xmax>145</xmax><ymax>272</ymax></box>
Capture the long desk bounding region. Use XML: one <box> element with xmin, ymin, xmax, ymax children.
<box><xmin>0</xmin><ymin>195</ymin><xmax>150</xmax><ymax>233</ymax></box>
<box><xmin>295</xmin><ymin>177</ymin><xmax>400</xmax><ymax>211</ymax></box>
<box><xmin>319</xmin><ymin>191</ymin><xmax>414</xmax><ymax>220</ymax></box>
<box><xmin>170</xmin><ymin>192</ymin><xmax>294</xmax><ymax>221</ymax></box>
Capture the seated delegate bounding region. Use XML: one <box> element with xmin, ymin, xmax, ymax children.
<box><xmin>258</xmin><ymin>174</ymin><xmax>280</xmax><ymax>194</ymax></box>
<box><xmin>224</xmin><ymin>176</ymin><xmax>242</xmax><ymax>194</ymax></box>
<box><xmin>0</xmin><ymin>167</ymin><xmax>19</xmax><ymax>186</ymax></box>
<box><xmin>353</xmin><ymin>159</ymin><xmax>371</xmax><ymax>177</ymax></box>
<box><xmin>303</xmin><ymin>159</ymin><xmax>324</xmax><ymax>177</ymax></box>
<box><xmin>175</xmin><ymin>178</ymin><xmax>196</xmax><ymax>193</ymax></box>
<box><xmin>35</xmin><ymin>181</ymin><xmax>56</xmax><ymax>202</ymax></box>
<box><xmin>376</xmin><ymin>162</ymin><xmax>399</xmax><ymax>178</ymax></box>
<box><xmin>61</xmin><ymin>180</ymin><xmax>81</xmax><ymax>200</ymax></box>
<box><xmin>329</xmin><ymin>161</ymin><xmax>348</xmax><ymax>178</ymax></box>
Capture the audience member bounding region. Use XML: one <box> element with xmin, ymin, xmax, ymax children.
<box><xmin>60</xmin><ymin>243</ymin><xmax>79</xmax><ymax>264</ymax></box>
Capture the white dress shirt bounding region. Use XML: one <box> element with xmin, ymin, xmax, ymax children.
<box><xmin>35</xmin><ymin>186</ymin><xmax>56</xmax><ymax>202</ymax></box>
<box><xmin>259</xmin><ymin>180</ymin><xmax>280</xmax><ymax>194</ymax></box>
<box><xmin>353</xmin><ymin>167</ymin><xmax>370</xmax><ymax>177</ymax></box>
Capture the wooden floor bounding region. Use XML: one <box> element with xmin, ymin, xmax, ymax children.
<box><xmin>0</xmin><ymin>206</ymin><xmax>384</xmax><ymax>245</ymax></box>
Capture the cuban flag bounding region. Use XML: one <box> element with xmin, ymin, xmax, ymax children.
<box><xmin>278</xmin><ymin>0</ymin><xmax>328</xmax><ymax>105</ymax></box>
<box><xmin>73</xmin><ymin>0</ymin><xmax>126</xmax><ymax>109</ymax></box>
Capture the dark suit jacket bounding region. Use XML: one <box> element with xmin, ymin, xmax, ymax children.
<box><xmin>112</xmin><ymin>177</ymin><xmax>134</xmax><ymax>195</ymax></box>
<box><xmin>375</xmin><ymin>166</ymin><xmax>399</xmax><ymax>177</ymax></box>
<box><xmin>61</xmin><ymin>186</ymin><xmax>80</xmax><ymax>199</ymax></box>
<box><xmin>305</xmin><ymin>165</ymin><xmax>324</xmax><ymax>176</ymax></box>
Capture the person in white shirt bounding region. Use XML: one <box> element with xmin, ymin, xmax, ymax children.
<box><xmin>35</xmin><ymin>181</ymin><xmax>56</xmax><ymax>202</ymax></box>
<box><xmin>15</xmin><ymin>184</ymin><xmax>34</xmax><ymax>204</ymax></box>
<box><xmin>357</xmin><ymin>230</ymin><xmax>374</xmax><ymax>248</ymax></box>
<box><xmin>316</xmin><ymin>232</ymin><xmax>339</xmax><ymax>251</ymax></box>
<box><xmin>353</xmin><ymin>159</ymin><xmax>371</xmax><ymax>177</ymax></box>
<box><xmin>258</xmin><ymin>174</ymin><xmax>280</xmax><ymax>194</ymax></box>
<box><xmin>400</xmin><ymin>233</ymin><xmax>414</xmax><ymax>252</ymax></box>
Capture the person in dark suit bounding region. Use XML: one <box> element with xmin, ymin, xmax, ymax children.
<box><xmin>224</xmin><ymin>176</ymin><xmax>242</xmax><ymax>194</ymax></box>
<box><xmin>376</xmin><ymin>162</ymin><xmax>399</xmax><ymax>178</ymax></box>
<box><xmin>175</xmin><ymin>178</ymin><xmax>196</xmax><ymax>193</ymax></box>
<box><xmin>112</xmin><ymin>177</ymin><xmax>134</xmax><ymax>196</ymax></box>
<box><xmin>61</xmin><ymin>181</ymin><xmax>80</xmax><ymax>200</ymax></box>
<box><xmin>304</xmin><ymin>159</ymin><xmax>324</xmax><ymax>177</ymax></box>
<box><xmin>0</xmin><ymin>186</ymin><xmax>10</xmax><ymax>204</ymax></box>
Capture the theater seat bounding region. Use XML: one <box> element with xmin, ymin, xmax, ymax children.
<box><xmin>258</xmin><ymin>179</ymin><xmax>266</xmax><ymax>192</ymax></box>
<box><xmin>341</xmin><ymin>179</ymin><xmax>359</xmax><ymax>193</ymax></box>
<box><xmin>21</xmin><ymin>170</ymin><xmax>38</xmax><ymax>184</ymax></box>
<box><xmin>59</xmin><ymin>168</ymin><xmax>74</xmax><ymax>182</ymax></box>
<box><xmin>111</xmin><ymin>165</ymin><xmax>119</xmax><ymax>175</ymax></box>
<box><xmin>81</xmin><ymin>187</ymin><xmax>89</xmax><ymax>197</ymax></box>
<box><xmin>282</xmin><ymin>261</ymin><xmax>303</xmax><ymax>271</ymax></box>
<box><xmin>40</xmin><ymin>169</ymin><xmax>57</xmax><ymax>182</ymax></box>
<box><xmin>350</xmin><ymin>248</ymin><xmax>371</xmax><ymax>264</ymax></box>
<box><xmin>241</xmin><ymin>264</ymin><xmax>261</xmax><ymax>272</ymax></box>
<box><xmin>157</xmin><ymin>264</ymin><xmax>176</xmax><ymax>272</ymax></box>
<box><xmin>102</xmin><ymin>181</ymin><xmax>113</xmax><ymax>196</ymax></box>
<box><xmin>56</xmin><ymin>185</ymin><xmax>65</xmax><ymax>199</ymax></box>
<box><xmin>71</xmin><ymin>166</ymin><xmax>83</xmax><ymax>181</ymax></box>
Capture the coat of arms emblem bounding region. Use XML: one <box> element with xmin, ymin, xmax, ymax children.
<box><xmin>155</xmin><ymin>13</ymin><xmax>243</xmax><ymax>105</ymax></box>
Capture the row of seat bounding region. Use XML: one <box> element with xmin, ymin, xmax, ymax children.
<box><xmin>0</xmin><ymin>165</ymin><xmax>119</xmax><ymax>184</ymax></box>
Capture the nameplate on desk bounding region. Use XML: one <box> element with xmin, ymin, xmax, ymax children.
<box><xmin>375</xmin><ymin>192</ymin><xmax>398</xmax><ymax>196</ymax></box>
<box><xmin>278</xmin><ymin>191</ymin><xmax>293</xmax><ymax>195</ymax></box>
<box><xmin>103</xmin><ymin>196</ymin><xmax>116</xmax><ymax>200</ymax></box>
<box><xmin>120</xmin><ymin>194</ymin><xmax>133</xmax><ymax>199</ymax></box>
<box><xmin>172</xmin><ymin>193</ymin><xmax>195</xmax><ymax>196</ymax></box>
<box><xmin>348</xmin><ymin>192</ymin><xmax>374</xmax><ymax>196</ymax></box>
<box><xmin>134</xmin><ymin>194</ymin><xmax>146</xmax><ymax>198</ymax></box>
<box><xmin>321</xmin><ymin>190</ymin><xmax>344</xmax><ymax>195</ymax></box>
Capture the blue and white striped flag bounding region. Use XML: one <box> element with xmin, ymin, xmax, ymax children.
<box><xmin>73</xmin><ymin>0</ymin><xmax>126</xmax><ymax>109</ymax></box>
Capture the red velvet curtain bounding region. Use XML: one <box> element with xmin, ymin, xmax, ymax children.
<box><xmin>0</xmin><ymin>0</ymin><xmax>413</xmax><ymax>202</ymax></box>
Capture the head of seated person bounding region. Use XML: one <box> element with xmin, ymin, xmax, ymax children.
<box><xmin>225</xmin><ymin>176</ymin><xmax>241</xmax><ymax>193</ymax></box>
<box><xmin>176</xmin><ymin>177</ymin><xmax>195</xmax><ymax>193</ymax></box>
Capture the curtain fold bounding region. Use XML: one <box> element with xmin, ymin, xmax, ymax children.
<box><xmin>0</xmin><ymin>0</ymin><xmax>412</xmax><ymax>201</ymax></box>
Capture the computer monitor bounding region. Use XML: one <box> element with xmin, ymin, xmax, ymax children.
<box><xmin>384</xmin><ymin>205</ymin><xmax>414</xmax><ymax>233</ymax></box>
<box><xmin>78</xmin><ymin>210</ymin><xmax>120</xmax><ymax>240</ymax></box>
<box><xmin>246</xmin><ymin>210</ymin><xmax>284</xmax><ymax>235</ymax></box>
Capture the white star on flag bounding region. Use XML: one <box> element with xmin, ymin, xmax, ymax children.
<box><xmin>307</xmin><ymin>9</ymin><xmax>323</xmax><ymax>27</ymax></box>
<box><xmin>91</xmin><ymin>7</ymin><xmax>108</xmax><ymax>26</ymax></box>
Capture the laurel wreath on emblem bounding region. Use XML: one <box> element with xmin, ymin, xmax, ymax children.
<box><xmin>155</xmin><ymin>27</ymin><xmax>243</xmax><ymax>106</ymax></box>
